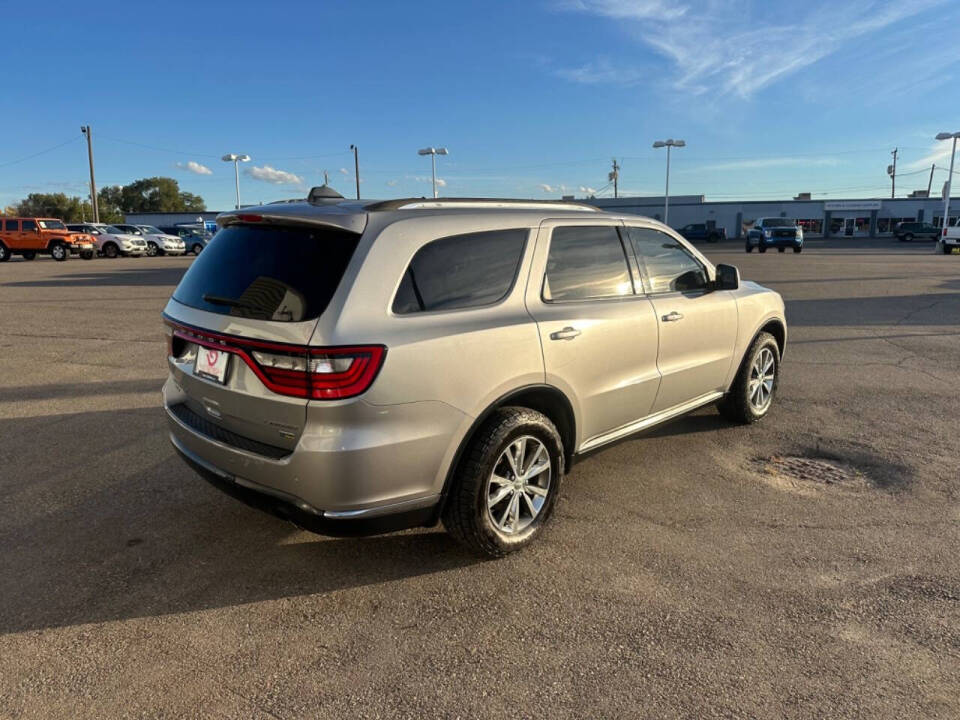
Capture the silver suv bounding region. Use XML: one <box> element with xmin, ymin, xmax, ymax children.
<box><xmin>163</xmin><ymin>191</ymin><xmax>787</xmax><ymax>556</ymax></box>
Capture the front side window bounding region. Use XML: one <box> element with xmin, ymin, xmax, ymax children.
<box><xmin>626</xmin><ymin>227</ymin><xmax>708</xmax><ymax>294</ymax></box>
<box><xmin>542</xmin><ymin>225</ymin><xmax>633</xmax><ymax>302</ymax></box>
<box><xmin>21</xmin><ymin>220</ymin><xmax>37</xmax><ymax>232</ymax></box>
<box><xmin>393</xmin><ymin>229</ymin><xmax>527</xmax><ymax>314</ymax></box>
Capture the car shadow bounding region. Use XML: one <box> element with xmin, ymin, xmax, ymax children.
<box><xmin>0</xmin><ymin>406</ymin><xmax>477</xmax><ymax>635</ymax></box>
<box><xmin>1</xmin><ymin>266</ymin><xmax>189</xmax><ymax>288</ymax></box>
<box><xmin>0</xmin><ymin>378</ymin><xmax>164</xmax><ymax>402</ymax></box>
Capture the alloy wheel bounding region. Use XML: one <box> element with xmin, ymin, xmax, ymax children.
<box><xmin>486</xmin><ymin>436</ymin><xmax>551</xmax><ymax>535</ymax></box>
<box><xmin>749</xmin><ymin>347</ymin><xmax>776</xmax><ymax>411</ymax></box>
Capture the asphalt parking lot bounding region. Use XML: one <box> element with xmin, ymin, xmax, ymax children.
<box><xmin>1</xmin><ymin>241</ymin><xmax>958</xmax><ymax>719</ymax></box>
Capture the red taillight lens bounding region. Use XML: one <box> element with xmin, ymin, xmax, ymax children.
<box><xmin>167</xmin><ymin>320</ymin><xmax>385</xmax><ymax>401</ymax></box>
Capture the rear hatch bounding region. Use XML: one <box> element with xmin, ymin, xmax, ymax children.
<box><xmin>163</xmin><ymin>220</ymin><xmax>366</xmax><ymax>453</ymax></box>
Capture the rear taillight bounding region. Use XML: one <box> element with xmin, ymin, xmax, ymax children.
<box><xmin>167</xmin><ymin>320</ymin><xmax>385</xmax><ymax>400</ymax></box>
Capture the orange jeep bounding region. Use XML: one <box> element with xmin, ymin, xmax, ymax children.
<box><xmin>0</xmin><ymin>217</ymin><xmax>95</xmax><ymax>262</ymax></box>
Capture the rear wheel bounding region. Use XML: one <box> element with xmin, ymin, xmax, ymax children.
<box><xmin>905</xmin><ymin>233</ymin><xmax>914</xmax><ymax>242</ymax></box>
<box><xmin>759</xmin><ymin>246</ymin><xmax>767</xmax><ymax>253</ymax></box>
<box><xmin>192</xmin><ymin>242</ymin><xmax>204</xmax><ymax>255</ymax></box>
<box><xmin>22</xmin><ymin>251</ymin><xmax>36</xmax><ymax>261</ymax></box>
<box><xmin>443</xmin><ymin>407</ymin><xmax>564</xmax><ymax>557</ymax></box>
<box><xmin>718</xmin><ymin>332</ymin><xmax>780</xmax><ymax>424</ymax></box>
<box><xmin>103</xmin><ymin>243</ymin><xmax>119</xmax><ymax>258</ymax></box>
<box><xmin>0</xmin><ymin>243</ymin><xmax>9</xmax><ymax>262</ymax></box>
<box><xmin>50</xmin><ymin>244</ymin><xmax>68</xmax><ymax>261</ymax></box>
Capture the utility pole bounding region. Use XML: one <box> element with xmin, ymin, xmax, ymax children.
<box><xmin>80</xmin><ymin>125</ymin><xmax>99</xmax><ymax>222</ymax></box>
<box><xmin>350</xmin><ymin>144</ymin><xmax>360</xmax><ymax>199</ymax></box>
<box><xmin>928</xmin><ymin>164</ymin><xmax>936</xmax><ymax>197</ymax></box>
<box><xmin>890</xmin><ymin>148</ymin><xmax>898</xmax><ymax>199</ymax></box>
<box><xmin>609</xmin><ymin>158</ymin><xmax>620</xmax><ymax>199</ymax></box>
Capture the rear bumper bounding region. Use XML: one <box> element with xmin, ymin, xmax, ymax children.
<box><xmin>171</xmin><ymin>434</ymin><xmax>436</xmax><ymax>536</ymax></box>
<box><xmin>163</xmin><ymin>375</ymin><xmax>466</xmax><ymax>534</ymax></box>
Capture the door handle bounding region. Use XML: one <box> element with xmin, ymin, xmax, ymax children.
<box><xmin>661</xmin><ymin>311</ymin><xmax>684</xmax><ymax>322</ymax></box>
<box><xmin>550</xmin><ymin>326</ymin><xmax>581</xmax><ymax>341</ymax></box>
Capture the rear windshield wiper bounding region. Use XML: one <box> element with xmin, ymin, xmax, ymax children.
<box><xmin>201</xmin><ymin>293</ymin><xmax>292</xmax><ymax>321</ymax></box>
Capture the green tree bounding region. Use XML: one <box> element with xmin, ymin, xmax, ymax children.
<box><xmin>12</xmin><ymin>193</ymin><xmax>87</xmax><ymax>222</ymax></box>
<box><xmin>120</xmin><ymin>177</ymin><xmax>206</xmax><ymax>213</ymax></box>
<box><xmin>97</xmin><ymin>186</ymin><xmax>125</xmax><ymax>223</ymax></box>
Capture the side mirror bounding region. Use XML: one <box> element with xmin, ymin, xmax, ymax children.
<box><xmin>715</xmin><ymin>263</ymin><xmax>739</xmax><ymax>290</ymax></box>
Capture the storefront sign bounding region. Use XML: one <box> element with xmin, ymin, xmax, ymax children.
<box><xmin>824</xmin><ymin>200</ymin><xmax>882</xmax><ymax>211</ymax></box>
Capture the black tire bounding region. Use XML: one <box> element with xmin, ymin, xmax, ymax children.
<box><xmin>81</xmin><ymin>250</ymin><xmax>94</xmax><ymax>260</ymax></box>
<box><xmin>758</xmin><ymin>246</ymin><xmax>767</xmax><ymax>253</ymax></box>
<box><xmin>22</xmin><ymin>251</ymin><xmax>37</xmax><ymax>261</ymax></box>
<box><xmin>745</xmin><ymin>245</ymin><xmax>753</xmax><ymax>253</ymax></box>
<box><xmin>793</xmin><ymin>247</ymin><xmax>802</xmax><ymax>253</ymax></box>
<box><xmin>717</xmin><ymin>331</ymin><xmax>780</xmax><ymax>424</ymax></box>
<box><xmin>50</xmin><ymin>243</ymin><xmax>68</xmax><ymax>261</ymax></box>
<box><xmin>778</xmin><ymin>247</ymin><xmax>785</xmax><ymax>253</ymax></box>
<box><xmin>946</xmin><ymin>244</ymin><xmax>954</xmax><ymax>255</ymax></box>
<box><xmin>0</xmin><ymin>243</ymin><xmax>9</xmax><ymax>262</ymax></box>
<box><xmin>708</xmin><ymin>233</ymin><xmax>719</xmax><ymax>243</ymax></box>
<box><xmin>192</xmin><ymin>243</ymin><xmax>204</xmax><ymax>255</ymax></box>
<box><xmin>146</xmin><ymin>242</ymin><xmax>159</xmax><ymax>257</ymax></box>
<box><xmin>103</xmin><ymin>242</ymin><xmax>119</xmax><ymax>258</ymax></box>
<box><xmin>443</xmin><ymin>407</ymin><xmax>564</xmax><ymax>557</ymax></box>
<box><xmin>904</xmin><ymin>233</ymin><xmax>913</xmax><ymax>242</ymax></box>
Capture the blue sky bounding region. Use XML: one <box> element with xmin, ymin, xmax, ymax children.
<box><xmin>3</xmin><ymin>0</ymin><xmax>960</xmax><ymax>210</ymax></box>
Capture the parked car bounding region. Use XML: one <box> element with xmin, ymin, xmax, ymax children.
<box><xmin>676</xmin><ymin>223</ymin><xmax>726</xmax><ymax>243</ymax></box>
<box><xmin>113</xmin><ymin>224</ymin><xmax>186</xmax><ymax>256</ymax></box>
<box><xmin>940</xmin><ymin>224</ymin><xmax>960</xmax><ymax>254</ymax></box>
<box><xmin>893</xmin><ymin>221</ymin><xmax>939</xmax><ymax>242</ymax></box>
<box><xmin>66</xmin><ymin>223</ymin><xmax>147</xmax><ymax>258</ymax></box>
<box><xmin>0</xmin><ymin>217</ymin><xmax>95</xmax><ymax>262</ymax></box>
<box><xmin>745</xmin><ymin>218</ymin><xmax>803</xmax><ymax>253</ymax></box>
<box><xmin>157</xmin><ymin>226</ymin><xmax>208</xmax><ymax>255</ymax></box>
<box><xmin>162</xmin><ymin>192</ymin><xmax>787</xmax><ymax>556</ymax></box>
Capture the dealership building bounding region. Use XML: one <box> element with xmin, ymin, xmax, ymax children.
<box><xmin>587</xmin><ymin>194</ymin><xmax>957</xmax><ymax>238</ymax></box>
<box><xmin>126</xmin><ymin>193</ymin><xmax>959</xmax><ymax>239</ymax></box>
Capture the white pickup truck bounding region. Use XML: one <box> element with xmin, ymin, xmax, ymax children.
<box><xmin>941</xmin><ymin>225</ymin><xmax>960</xmax><ymax>254</ymax></box>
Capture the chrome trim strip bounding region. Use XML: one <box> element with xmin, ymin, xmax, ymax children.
<box><xmin>578</xmin><ymin>391</ymin><xmax>725</xmax><ymax>454</ymax></box>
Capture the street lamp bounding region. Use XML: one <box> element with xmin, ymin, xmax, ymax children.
<box><xmin>935</xmin><ymin>132</ymin><xmax>960</xmax><ymax>247</ymax></box>
<box><xmin>652</xmin><ymin>139</ymin><xmax>685</xmax><ymax>225</ymax></box>
<box><xmin>417</xmin><ymin>147</ymin><xmax>448</xmax><ymax>198</ymax></box>
<box><xmin>221</xmin><ymin>153</ymin><xmax>251</xmax><ymax>209</ymax></box>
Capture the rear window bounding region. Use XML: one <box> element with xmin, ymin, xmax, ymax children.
<box><xmin>392</xmin><ymin>229</ymin><xmax>527</xmax><ymax>314</ymax></box>
<box><xmin>172</xmin><ymin>224</ymin><xmax>359</xmax><ymax>322</ymax></box>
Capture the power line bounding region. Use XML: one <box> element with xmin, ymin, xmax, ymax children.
<box><xmin>0</xmin><ymin>136</ymin><xmax>82</xmax><ymax>169</ymax></box>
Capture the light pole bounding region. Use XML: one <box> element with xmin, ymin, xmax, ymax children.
<box><xmin>221</xmin><ymin>153</ymin><xmax>250</xmax><ymax>209</ymax></box>
<box><xmin>417</xmin><ymin>147</ymin><xmax>448</xmax><ymax>198</ymax></box>
<box><xmin>935</xmin><ymin>132</ymin><xmax>960</xmax><ymax>247</ymax></box>
<box><xmin>653</xmin><ymin>139</ymin><xmax>685</xmax><ymax>225</ymax></box>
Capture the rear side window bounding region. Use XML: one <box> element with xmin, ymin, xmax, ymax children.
<box><xmin>172</xmin><ymin>224</ymin><xmax>359</xmax><ymax>322</ymax></box>
<box><xmin>542</xmin><ymin>225</ymin><xmax>633</xmax><ymax>302</ymax></box>
<box><xmin>392</xmin><ymin>229</ymin><xmax>527</xmax><ymax>314</ymax></box>
<box><xmin>4</xmin><ymin>220</ymin><xmax>18</xmax><ymax>231</ymax></box>
<box><xmin>626</xmin><ymin>227</ymin><xmax>708</xmax><ymax>294</ymax></box>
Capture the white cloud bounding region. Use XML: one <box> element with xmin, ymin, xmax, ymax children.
<box><xmin>436</xmin><ymin>178</ymin><xmax>447</xmax><ymax>188</ymax></box>
<box><xmin>579</xmin><ymin>185</ymin><xmax>598</xmax><ymax>194</ymax></box>
<box><xmin>539</xmin><ymin>183</ymin><xmax>556</xmax><ymax>192</ymax></box>
<box><xmin>557</xmin><ymin>0</ymin><xmax>948</xmax><ymax>98</ymax></box>
<box><xmin>176</xmin><ymin>160</ymin><xmax>212</xmax><ymax>176</ymax></box>
<box><xmin>339</xmin><ymin>167</ymin><xmax>350</xmax><ymax>175</ymax></box>
<box><xmin>903</xmin><ymin>141</ymin><xmax>957</xmax><ymax>172</ymax></box>
<box><xmin>410</xmin><ymin>175</ymin><xmax>446</xmax><ymax>187</ymax></box>
<box><xmin>386</xmin><ymin>179</ymin><xmax>399</xmax><ymax>187</ymax></box>
<box><xmin>244</xmin><ymin>165</ymin><xmax>304</xmax><ymax>185</ymax></box>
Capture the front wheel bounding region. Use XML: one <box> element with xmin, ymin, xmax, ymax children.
<box><xmin>0</xmin><ymin>243</ymin><xmax>10</xmax><ymax>262</ymax></box>
<box><xmin>443</xmin><ymin>407</ymin><xmax>564</xmax><ymax>557</ymax></box>
<box><xmin>50</xmin><ymin>244</ymin><xmax>68</xmax><ymax>261</ymax></box>
<box><xmin>146</xmin><ymin>242</ymin><xmax>159</xmax><ymax>257</ymax></box>
<box><xmin>717</xmin><ymin>332</ymin><xmax>780</xmax><ymax>424</ymax></box>
<box><xmin>103</xmin><ymin>243</ymin><xmax>119</xmax><ymax>258</ymax></box>
<box><xmin>903</xmin><ymin>233</ymin><xmax>913</xmax><ymax>242</ymax></box>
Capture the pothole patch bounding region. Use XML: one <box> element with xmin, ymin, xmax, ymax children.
<box><xmin>756</xmin><ymin>455</ymin><xmax>868</xmax><ymax>494</ymax></box>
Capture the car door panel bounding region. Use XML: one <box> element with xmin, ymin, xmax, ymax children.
<box><xmin>625</xmin><ymin>225</ymin><xmax>738</xmax><ymax>413</ymax></box>
<box><xmin>525</xmin><ymin>221</ymin><xmax>661</xmax><ymax>447</ymax></box>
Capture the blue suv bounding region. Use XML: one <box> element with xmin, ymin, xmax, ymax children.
<box><xmin>746</xmin><ymin>218</ymin><xmax>803</xmax><ymax>253</ymax></box>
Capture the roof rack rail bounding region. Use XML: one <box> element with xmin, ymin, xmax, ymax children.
<box><xmin>363</xmin><ymin>197</ymin><xmax>600</xmax><ymax>212</ymax></box>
